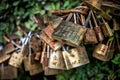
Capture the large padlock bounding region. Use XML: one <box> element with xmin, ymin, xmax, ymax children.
<box><xmin>53</xmin><ymin>10</ymin><xmax>92</xmax><ymax>47</ymax></box>
<box><xmin>93</xmin><ymin>39</ymin><xmax>114</xmax><ymax>61</ymax></box>
<box><xmin>100</xmin><ymin>18</ymin><xmax>113</xmax><ymax>37</ymax></box>
<box><xmin>9</xmin><ymin>52</ymin><xmax>23</xmax><ymax>68</ymax></box>
<box><xmin>48</xmin><ymin>50</ymin><xmax>66</xmax><ymax>70</ymax></box>
<box><xmin>91</xmin><ymin>11</ymin><xmax>104</xmax><ymax>42</ymax></box>
<box><xmin>0</xmin><ymin>64</ymin><xmax>17</xmax><ymax>79</ymax></box>
<box><xmin>62</xmin><ymin>45</ymin><xmax>90</xmax><ymax>70</ymax></box>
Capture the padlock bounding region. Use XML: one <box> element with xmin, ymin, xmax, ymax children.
<box><xmin>53</xmin><ymin>10</ymin><xmax>92</xmax><ymax>47</ymax></box>
<box><xmin>62</xmin><ymin>45</ymin><xmax>89</xmax><ymax>70</ymax></box>
<box><xmin>48</xmin><ymin>50</ymin><xmax>66</xmax><ymax>70</ymax></box>
<box><xmin>100</xmin><ymin>17</ymin><xmax>113</xmax><ymax>37</ymax></box>
<box><xmin>40</xmin><ymin>32</ymin><xmax>62</xmax><ymax>50</ymax></box>
<box><xmin>84</xmin><ymin>19</ymin><xmax>98</xmax><ymax>44</ymax></box>
<box><xmin>93</xmin><ymin>39</ymin><xmax>114</xmax><ymax>61</ymax></box>
<box><xmin>0</xmin><ymin>64</ymin><xmax>17</xmax><ymax>79</ymax></box>
<box><xmin>113</xmin><ymin>19</ymin><xmax>120</xmax><ymax>31</ymax></box>
<box><xmin>9</xmin><ymin>31</ymin><xmax>32</xmax><ymax>68</ymax></box>
<box><xmin>41</xmin><ymin>45</ymin><xmax>61</xmax><ymax>75</ymax></box>
<box><xmin>91</xmin><ymin>11</ymin><xmax>104</xmax><ymax>42</ymax></box>
<box><xmin>9</xmin><ymin>52</ymin><xmax>23</xmax><ymax>68</ymax></box>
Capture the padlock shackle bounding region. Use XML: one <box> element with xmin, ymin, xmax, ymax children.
<box><xmin>73</xmin><ymin>13</ymin><xmax>77</xmax><ymax>24</ymax></box>
<box><xmin>89</xmin><ymin>19</ymin><xmax>93</xmax><ymax>29</ymax></box>
<box><xmin>91</xmin><ymin>10</ymin><xmax>98</xmax><ymax>27</ymax></box>
<box><xmin>80</xmin><ymin>14</ymin><xmax>85</xmax><ymax>25</ymax></box>
<box><xmin>65</xmin><ymin>13</ymin><xmax>73</xmax><ymax>21</ymax></box>
<box><xmin>83</xmin><ymin>10</ymin><xmax>92</xmax><ymax>28</ymax></box>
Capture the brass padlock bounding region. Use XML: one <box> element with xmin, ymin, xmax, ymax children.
<box><xmin>101</xmin><ymin>18</ymin><xmax>113</xmax><ymax>37</ymax></box>
<box><xmin>91</xmin><ymin>11</ymin><xmax>104</xmax><ymax>42</ymax></box>
<box><xmin>62</xmin><ymin>46</ymin><xmax>89</xmax><ymax>70</ymax></box>
<box><xmin>93</xmin><ymin>39</ymin><xmax>114</xmax><ymax>61</ymax></box>
<box><xmin>53</xmin><ymin>11</ymin><xmax>92</xmax><ymax>47</ymax></box>
<box><xmin>84</xmin><ymin>19</ymin><xmax>98</xmax><ymax>44</ymax></box>
<box><xmin>0</xmin><ymin>64</ymin><xmax>17</xmax><ymax>79</ymax></box>
<box><xmin>9</xmin><ymin>52</ymin><xmax>23</xmax><ymax>68</ymax></box>
<box><xmin>48</xmin><ymin>50</ymin><xmax>66</xmax><ymax>70</ymax></box>
<box><xmin>41</xmin><ymin>45</ymin><xmax>61</xmax><ymax>75</ymax></box>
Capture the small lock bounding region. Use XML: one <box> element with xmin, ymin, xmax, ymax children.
<box><xmin>101</xmin><ymin>18</ymin><xmax>113</xmax><ymax>37</ymax></box>
<box><xmin>93</xmin><ymin>39</ymin><xmax>114</xmax><ymax>61</ymax></box>
<box><xmin>84</xmin><ymin>19</ymin><xmax>98</xmax><ymax>44</ymax></box>
<box><xmin>9</xmin><ymin>52</ymin><xmax>23</xmax><ymax>68</ymax></box>
<box><xmin>48</xmin><ymin>50</ymin><xmax>66</xmax><ymax>70</ymax></box>
<box><xmin>91</xmin><ymin>11</ymin><xmax>104</xmax><ymax>42</ymax></box>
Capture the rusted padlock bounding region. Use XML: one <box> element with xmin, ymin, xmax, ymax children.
<box><xmin>53</xmin><ymin>10</ymin><xmax>92</xmax><ymax>47</ymax></box>
<box><xmin>62</xmin><ymin>45</ymin><xmax>89</xmax><ymax>70</ymax></box>
<box><xmin>48</xmin><ymin>50</ymin><xmax>66</xmax><ymax>70</ymax></box>
<box><xmin>91</xmin><ymin>11</ymin><xmax>104</xmax><ymax>42</ymax></box>
<box><xmin>100</xmin><ymin>17</ymin><xmax>113</xmax><ymax>37</ymax></box>
<box><xmin>93</xmin><ymin>39</ymin><xmax>114</xmax><ymax>61</ymax></box>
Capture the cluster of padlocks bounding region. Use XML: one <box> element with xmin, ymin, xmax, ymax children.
<box><xmin>0</xmin><ymin>0</ymin><xmax>120</xmax><ymax>79</ymax></box>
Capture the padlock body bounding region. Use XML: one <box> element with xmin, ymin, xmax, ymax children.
<box><xmin>9</xmin><ymin>52</ymin><xmax>23</xmax><ymax>68</ymax></box>
<box><xmin>93</xmin><ymin>43</ymin><xmax>109</xmax><ymax>61</ymax></box>
<box><xmin>53</xmin><ymin>21</ymin><xmax>87</xmax><ymax>47</ymax></box>
<box><xmin>101</xmin><ymin>22</ymin><xmax>113</xmax><ymax>37</ymax></box>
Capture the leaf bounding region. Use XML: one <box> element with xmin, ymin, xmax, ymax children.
<box><xmin>63</xmin><ymin>0</ymin><xmax>69</xmax><ymax>9</ymax></box>
<box><xmin>56</xmin><ymin>2</ymin><xmax>60</xmax><ymax>9</ymax></box>
<box><xmin>13</xmin><ymin>1</ymin><xmax>20</xmax><ymax>6</ymax></box>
